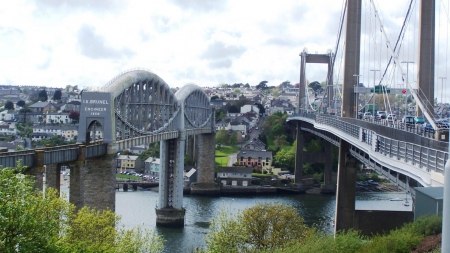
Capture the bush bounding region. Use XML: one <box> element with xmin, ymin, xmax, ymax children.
<box><xmin>404</xmin><ymin>215</ymin><xmax>442</xmax><ymax>237</ymax></box>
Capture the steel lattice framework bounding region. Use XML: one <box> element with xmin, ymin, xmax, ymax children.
<box><xmin>88</xmin><ymin>69</ymin><xmax>214</xmax><ymax>150</ymax></box>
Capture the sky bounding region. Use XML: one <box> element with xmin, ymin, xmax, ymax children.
<box><xmin>0</xmin><ymin>0</ymin><xmax>448</xmax><ymax>93</ymax></box>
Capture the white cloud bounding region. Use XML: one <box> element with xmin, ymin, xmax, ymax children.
<box><xmin>0</xmin><ymin>0</ymin><xmax>447</xmax><ymax>103</ymax></box>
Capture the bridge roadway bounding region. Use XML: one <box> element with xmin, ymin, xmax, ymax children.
<box><xmin>287</xmin><ymin>113</ymin><xmax>448</xmax><ymax>196</ymax></box>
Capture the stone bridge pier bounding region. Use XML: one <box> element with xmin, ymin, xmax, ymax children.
<box><xmin>191</xmin><ymin>133</ymin><xmax>219</xmax><ymax>196</ymax></box>
<box><xmin>44</xmin><ymin>146</ymin><xmax>116</xmax><ymax>212</ymax></box>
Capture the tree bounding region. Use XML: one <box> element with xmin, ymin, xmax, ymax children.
<box><xmin>256</xmin><ymin>81</ymin><xmax>268</xmax><ymax>90</ymax></box>
<box><xmin>211</xmin><ymin>95</ymin><xmax>219</xmax><ymax>100</ymax></box>
<box><xmin>273</xmin><ymin>135</ymin><xmax>287</xmax><ymax>149</ymax></box>
<box><xmin>17</xmin><ymin>100</ymin><xmax>25</xmax><ymax>107</ymax></box>
<box><xmin>0</xmin><ymin>163</ymin><xmax>164</xmax><ymax>253</ymax></box>
<box><xmin>68</xmin><ymin>110</ymin><xmax>80</xmax><ymax>122</ymax></box>
<box><xmin>308</xmin><ymin>81</ymin><xmax>322</xmax><ymax>91</ymax></box>
<box><xmin>244</xmin><ymin>83</ymin><xmax>250</xmax><ymax>88</ymax></box>
<box><xmin>205</xmin><ymin>202</ymin><xmax>314</xmax><ymax>252</ymax></box>
<box><xmin>38</xmin><ymin>89</ymin><xmax>48</xmax><ymax>102</ymax></box>
<box><xmin>279</xmin><ymin>81</ymin><xmax>292</xmax><ymax>88</ymax></box>
<box><xmin>53</xmin><ymin>89</ymin><xmax>62</xmax><ymax>101</ymax></box>
<box><xmin>4</xmin><ymin>100</ymin><xmax>14</xmax><ymax>110</ymax></box>
<box><xmin>216</xmin><ymin>129</ymin><xmax>228</xmax><ymax>145</ymax></box>
<box><xmin>254</xmin><ymin>103</ymin><xmax>265</xmax><ymax>114</ymax></box>
<box><xmin>229</xmin><ymin>131</ymin><xmax>238</xmax><ymax>145</ymax></box>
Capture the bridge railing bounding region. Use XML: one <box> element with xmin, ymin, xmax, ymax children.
<box><xmin>86</xmin><ymin>142</ymin><xmax>108</xmax><ymax>158</ymax></box>
<box><xmin>44</xmin><ymin>144</ymin><xmax>80</xmax><ymax>165</ymax></box>
<box><xmin>289</xmin><ymin>113</ymin><xmax>448</xmax><ymax>174</ymax></box>
<box><xmin>0</xmin><ymin>150</ymin><xmax>35</xmax><ymax>168</ymax></box>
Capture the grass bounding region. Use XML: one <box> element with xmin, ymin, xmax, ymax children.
<box><xmin>215</xmin><ymin>145</ymin><xmax>240</xmax><ymax>167</ymax></box>
<box><xmin>116</xmin><ymin>174</ymin><xmax>142</xmax><ymax>180</ymax></box>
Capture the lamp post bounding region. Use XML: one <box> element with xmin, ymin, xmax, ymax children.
<box><xmin>370</xmin><ymin>70</ymin><xmax>380</xmax><ymax>118</ymax></box>
<box><xmin>353</xmin><ymin>74</ymin><xmax>362</xmax><ymax>119</ymax></box>
<box><xmin>401</xmin><ymin>61</ymin><xmax>414</xmax><ymax>116</ymax></box>
<box><xmin>439</xmin><ymin>77</ymin><xmax>447</xmax><ymax>117</ymax></box>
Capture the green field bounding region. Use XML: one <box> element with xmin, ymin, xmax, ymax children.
<box><xmin>215</xmin><ymin>145</ymin><xmax>241</xmax><ymax>167</ymax></box>
<box><xmin>116</xmin><ymin>174</ymin><xmax>141</xmax><ymax>180</ymax></box>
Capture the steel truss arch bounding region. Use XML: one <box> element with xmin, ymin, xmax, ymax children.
<box><xmin>175</xmin><ymin>84</ymin><xmax>212</xmax><ymax>130</ymax></box>
<box><xmin>104</xmin><ymin>69</ymin><xmax>180</xmax><ymax>140</ymax></box>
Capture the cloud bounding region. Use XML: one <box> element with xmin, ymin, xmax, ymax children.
<box><xmin>208</xmin><ymin>59</ymin><xmax>232</xmax><ymax>69</ymax></box>
<box><xmin>32</xmin><ymin>0</ymin><xmax>126</xmax><ymax>13</ymax></box>
<box><xmin>37</xmin><ymin>45</ymin><xmax>52</xmax><ymax>70</ymax></box>
<box><xmin>76</xmin><ymin>24</ymin><xmax>135</xmax><ymax>59</ymax></box>
<box><xmin>201</xmin><ymin>41</ymin><xmax>246</xmax><ymax>60</ymax></box>
<box><xmin>168</xmin><ymin>0</ymin><xmax>227</xmax><ymax>12</ymax></box>
<box><xmin>265</xmin><ymin>38</ymin><xmax>298</xmax><ymax>47</ymax></box>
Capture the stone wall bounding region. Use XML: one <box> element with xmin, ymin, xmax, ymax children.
<box><xmin>45</xmin><ymin>164</ymin><xmax>60</xmax><ymax>192</ymax></box>
<box><xmin>195</xmin><ymin>133</ymin><xmax>216</xmax><ymax>183</ymax></box>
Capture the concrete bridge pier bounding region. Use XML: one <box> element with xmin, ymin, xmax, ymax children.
<box><xmin>191</xmin><ymin>133</ymin><xmax>220</xmax><ymax>196</ymax></box>
<box><xmin>334</xmin><ymin>140</ymin><xmax>357</xmax><ymax>233</ymax></box>
<box><xmin>156</xmin><ymin>138</ymin><xmax>186</xmax><ymax>227</ymax></box>
<box><xmin>320</xmin><ymin>141</ymin><xmax>335</xmax><ymax>194</ymax></box>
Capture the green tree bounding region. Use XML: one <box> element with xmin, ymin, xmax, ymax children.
<box><xmin>279</xmin><ymin>80</ymin><xmax>292</xmax><ymax>88</ymax></box>
<box><xmin>205</xmin><ymin>202</ymin><xmax>314</xmax><ymax>252</ymax></box>
<box><xmin>216</xmin><ymin>129</ymin><xmax>228</xmax><ymax>145</ymax></box>
<box><xmin>38</xmin><ymin>89</ymin><xmax>48</xmax><ymax>102</ymax></box>
<box><xmin>274</xmin><ymin>148</ymin><xmax>295</xmax><ymax>169</ymax></box>
<box><xmin>229</xmin><ymin>131</ymin><xmax>238</xmax><ymax>145</ymax></box>
<box><xmin>256</xmin><ymin>81</ymin><xmax>268</xmax><ymax>90</ymax></box>
<box><xmin>17</xmin><ymin>100</ymin><xmax>26</xmax><ymax>107</ymax></box>
<box><xmin>53</xmin><ymin>89</ymin><xmax>62</xmax><ymax>100</ymax></box>
<box><xmin>0</xmin><ymin>163</ymin><xmax>164</xmax><ymax>253</ymax></box>
<box><xmin>4</xmin><ymin>100</ymin><xmax>14</xmax><ymax>110</ymax></box>
<box><xmin>308</xmin><ymin>81</ymin><xmax>322</xmax><ymax>91</ymax></box>
<box><xmin>273</xmin><ymin>135</ymin><xmax>287</xmax><ymax>149</ymax></box>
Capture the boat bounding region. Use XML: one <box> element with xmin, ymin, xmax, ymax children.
<box><xmin>389</xmin><ymin>198</ymin><xmax>403</xmax><ymax>201</ymax></box>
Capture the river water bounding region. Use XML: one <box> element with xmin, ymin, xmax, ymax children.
<box><xmin>60</xmin><ymin>187</ymin><xmax>412</xmax><ymax>253</ymax></box>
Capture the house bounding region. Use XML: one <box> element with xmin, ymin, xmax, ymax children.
<box><xmin>130</xmin><ymin>145</ymin><xmax>147</xmax><ymax>154</ymax></box>
<box><xmin>117</xmin><ymin>155</ymin><xmax>143</xmax><ymax>173</ymax></box>
<box><xmin>32</xmin><ymin>132</ymin><xmax>52</xmax><ymax>142</ymax></box>
<box><xmin>16</xmin><ymin>112</ymin><xmax>45</xmax><ymax>124</ymax></box>
<box><xmin>0</xmin><ymin>122</ymin><xmax>16</xmax><ymax>136</ymax></box>
<box><xmin>217</xmin><ymin>167</ymin><xmax>253</xmax><ymax>186</ymax></box>
<box><xmin>29</xmin><ymin>101</ymin><xmax>58</xmax><ymax>113</ymax></box>
<box><xmin>240</xmin><ymin>105</ymin><xmax>260</xmax><ymax>114</ymax></box>
<box><xmin>0</xmin><ymin>111</ymin><xmax>15</xmax><ymax>121</ymax></box>
<box><xmin>64</xmin><ymin>100</ymin><xmax>81</xmax><ymax>112</ymax></box>
<box><xmin>237</xmin><ymin>150</ymin><xmax>273</xmax><ymax>172</ymax></box>
<box><xmin>46</xmin><ymin>112</ymin><xmax>71</xmax><ymax>125</ymax></box>
<box><xmin>144</xmin><ymin>157</ymin><xmax>160</xmax><ymax>176</ymax></box>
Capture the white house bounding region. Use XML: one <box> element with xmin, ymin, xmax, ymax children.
<box><xmin>240</xmin><ymin>105</ymin><xmax>260</xmax><ymax>114</ymax></box>
<box><xmin>46</xmin><ymin>113</ymin><xmax>71</xmax><ymax>124</ymax></box>
<box><xmin>144</xmin><ymin>157</ymin><xmax>160</xmax><ymax>176</ymax></box>
<box><xmin>0</xmin><ymin>111</ymin><xmax>15</xmax><ymax>121</ymax></box>
<box><xmin>217</xmin><ymin>167</ymin><xmax>253</xmax><ymax>186</ymax></box>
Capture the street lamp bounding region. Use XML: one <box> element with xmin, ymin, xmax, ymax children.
<box><xmin>353</xmin><ymin>74</ymin><xmax>362</xmax><ymax>119</ymax></box>
<box><xmin>370</xmin><ymin>70</ymin><xmax>380</xmax><ymax>118</ymax></box>
<box><xmin>401</xmin><ymin>61</ymin><xmax>414</xmax><ymax>116</ymax></box>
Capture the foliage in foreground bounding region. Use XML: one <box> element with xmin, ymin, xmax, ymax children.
<box><xmin>201</xmin><ymin>200</ymin><xmax>442</xmax><ymax>253</ymax></box>
<box><xmin>0</xmin><ymin>165</ymin><xmax>164</xmax><ymax>253</ymax></box>
<box><xmin>203</xmin><ymin>202</ymin><xmax>315</xmax><ymax>252</ymax></box>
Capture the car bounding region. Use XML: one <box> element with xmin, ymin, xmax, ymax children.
<box><xmin>387</xmin><ymin>114</ymin><xmax>397</xmax><ymax>120</ymax></box>
<box><xmin>422</xmin><ymin>122</ymin><xmax>434</xmax><ymax>132</ymax></box>
<box><xmin>386</xmin><ymin>115</ymin><xmax>396</xmax><ymax>125</ymax></box>
<box><xmin>436</xmin><ymin>119</ymin><xmax>450</xmax><ymax>128</ymax></box>
<box><xmin>363</xmin><ymin>112</ymin><xmax>372</xmax><ymax>119</ymax></box>
<box><xmin>402</xmin><ymin>115</ymin><xmax>415</xmax><ymax>124</ymax></box>
<box><xmin>376</xmin><ymin>111</ymin><xmax>387</xmax><ymax>119</ymax></box>
<box><xmin>367</xmin><ymin>180</ymin><xmax>379</xmax><ymax>186</ymax></box>
<box><xmin>414</xmin><ymin>116</ymin><xmax>425</xmax><ymax>124</ymax></box>
<box><xmin>356</xmin><ymin>181</ymin><xmax>369</xmax><ymax>187</ymax></box>
<box><xmin>357</xmin><ymin>112</ymin><xmax>363</xmax><ymax>119</ymax></box>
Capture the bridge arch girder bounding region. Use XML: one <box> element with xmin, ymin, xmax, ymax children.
<box><xmin>175</xmin><ymin>84</ymin><xmax>213</xmax><ymax>132</ymax></box>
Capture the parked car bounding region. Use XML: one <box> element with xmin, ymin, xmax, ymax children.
<box><xmin>377</xmin><ymin>111</ymin><xmax>387</xmax><ymax>119</ymax></box>
<box><xmin>414</xmin><ymin>116</ymin><xmax>425</xmax><ymax>124</ymax></box>
<box><xmin>367</xmin><ymin>180</ymin><xmax>379</xmax><ymax>186</ymax></box>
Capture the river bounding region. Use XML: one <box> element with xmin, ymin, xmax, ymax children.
<box><xmin>62</xmin><ymin>187</ymin><xmax>412</xmax><ymax>253</ymax></box>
